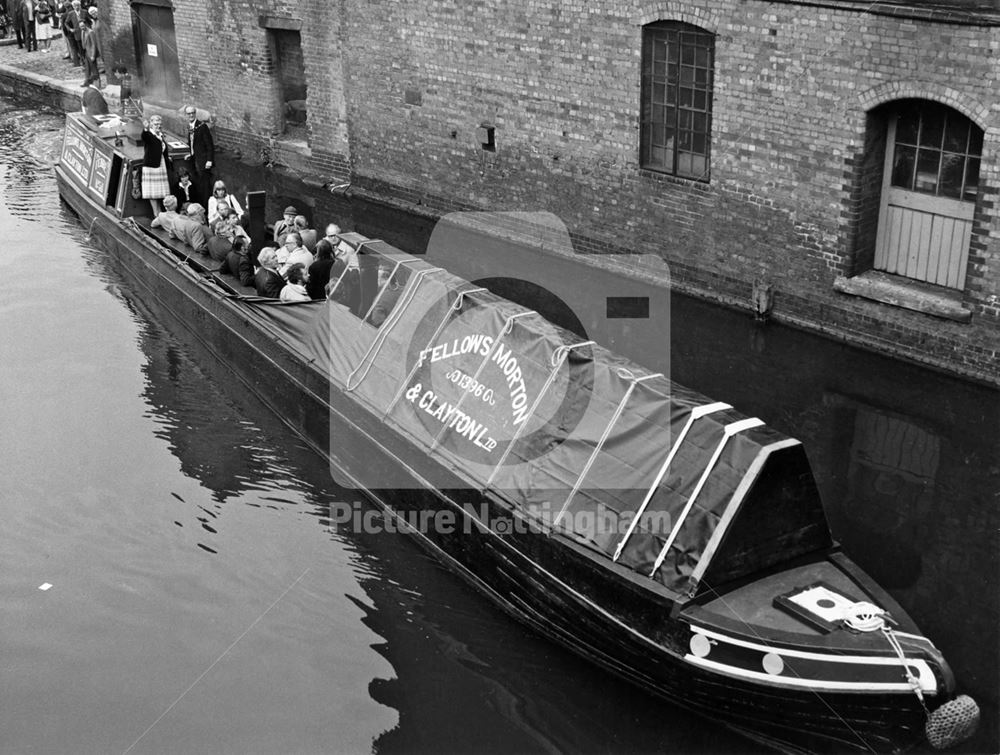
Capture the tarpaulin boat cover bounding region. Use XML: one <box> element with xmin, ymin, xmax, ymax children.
<box><xmin>238</xmin><ymin>243</ymin><xmax>832</xmax><ymax>595</ymax></box>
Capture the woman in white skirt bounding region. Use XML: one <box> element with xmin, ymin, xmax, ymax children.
<box><xmin>34</xmin><ymin>0</ymin><xmax>53</xmax><ymax>50</ymax></box>
<box><xmin>140</xmin><ymin>115</ymin><xmax>173</xmax><ymax>216</ymax></box>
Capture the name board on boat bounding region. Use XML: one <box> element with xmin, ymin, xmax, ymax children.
<box><xmin>61</xmin><ymin>116</ymin><xmax>94</xmax><ymax>188</ymax></box>
<box><xmin>88</xmin><ymin>138</ymin><xmax>114</xmax><ymax>201</ymax></box>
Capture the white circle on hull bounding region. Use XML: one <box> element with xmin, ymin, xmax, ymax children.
<box><xmin>762</xmin><ymin>652</ymin><xmax>784</xmax><ymax>675</ymax></box>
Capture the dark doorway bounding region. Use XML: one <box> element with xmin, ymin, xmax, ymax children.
<box><xmin>131</xmin><ymin>1</ymin><xmax>182</xmax><ymax>105</ymax></box>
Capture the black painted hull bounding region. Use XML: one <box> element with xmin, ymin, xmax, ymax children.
<box><xmin>57</xmin><ymin>167</ymin><xmax>932</xmax><ymax>754</ymax></box>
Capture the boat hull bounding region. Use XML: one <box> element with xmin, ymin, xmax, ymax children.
<box><xmin>57</xmin><ymin>166</ymin><xmax>934</xmax><ymax>753</ymax></box>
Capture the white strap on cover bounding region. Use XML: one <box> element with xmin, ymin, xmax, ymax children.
<box><xmin>612</xmin><ymin>401</ymin><xmax>731</xmax><ymax>562</ymax></box>
<box><xmin>649</xmin><ymin>417</ymin><xmax>764</xmax><ymax>578</ymax></box>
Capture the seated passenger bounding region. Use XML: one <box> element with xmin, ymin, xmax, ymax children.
<box><xmin>280</xmin><ymin>232</ymin><xmax>314</xmax><ymax>276</ymax></box>
<box><xmin>273</xmin><ymin>205</ymin><xmax>297</xmax><ymax>245</ymax></box>
<box><xmin>208</xmin><ymin>201</ymin><xmax>231</xmax><ymax>234</ymax></box>
<box><xmin>294</xmin><ymin>215</ymin><xmax>317</xmax><ymax>252</ymax></box>
<box><xmin>208</xmin><ymin>180</ymin><xmax>243</xmax><ymax>225</ymax></box>
<box><xmin>306</xmin><ymin>239</ymin><xmax>335</xmax><ymax>300</ymax></box>
<box><xmin>280</xmin><ymin>263</ymin><xmax>311</xmax><ymax>302</ymax></box>
<box><xmin>170</xmin><ymin>202</ymin><xmax>210</xmax><ymax>254</ymax></box>
<box><xmin>254</xmin><ymin>247</ymin><xmax>285</xmax><ymax>298</ymax></box>
<box><xmin>151</xmin><ymin>194</ymin><xmax>182</xmax><ymax>235</ymax></box>
<box><xmin>223</xmin><ymin>237</ymin><xmax>255</xmax><ymax>287</ymax></box>
<box><xmin>207</xmin><ymin>206</ymin><xmax>251</xmax><ymax>262</ymax></box>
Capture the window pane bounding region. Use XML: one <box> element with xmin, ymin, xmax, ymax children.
<box><xmin>939</xmin><ymin>153</ymin><xmax>965</xmax><ymax>199</ymax></box>
<box><xmin>652</xmin><ymin>145</ymin><xmax>667</xmax><ymax>168</ymax></box>
<box><xmin>677</xmin><ymin>151</ymin><xmax>693</xmax><ymax>175</ymax></box>
<box><xmin>692</xmin><ymin>133</ymin><xmax>706</xmax><ymax>154</ymax></box>
<box><xmin>662</xmin><ymin>105</ymin><xmax>676</xmax><ymax>130</ymax></box>
<box><xmin>653</xmin><ymin>57</ymin><xmax>666</xmax><ymax>77</ymax></box>
<box><xmin>942</xmin><ymin>113</ymin><xmax>970</xmax><ymax>153</ymax></box>
<box><xmin>919</xmin><ymin>109</ymin><xmax>945</xmax><ymax>150</ymax></box>
<box><xmin>667</xmin><ymin>62</ymin><xmax>678</xmax><ymax>83</ymax></box>
<box><xmin>679</xmin><ymin>131</ymin><xmax>692</xmax><ymax>150</ymax></box>
<box><xmin>689</xmin><ymin>154</ymin><xmax>706</xmax><ymax>177</ymax></box>
<box><xmin>891</xmin><ymin>145</ymin><xmax>916</xmax><ymax>189</ymax></box>
<box><xmin>680</xmin><ymin>66</ymin><xmax>694</xmax><ymax>85</ymax></box>
<box><xmin>914</xmin><ymin>148</ymin><xmax>941</xmax><ymax>193</ymax></box>
<box><xmin>652</xmin><ymin>84</ymin><xmax>665</xmax><ymax>106</ymax></box>
<box><xmin>678</xmin><ymin>109</ymin><xmax>692</xmax><ymax>130</ymax></box>
<box><xmin>692</xmin><ymin>111</ymin><xmax>707</xmax><ymax>134</ymax></box>
<box><xmin>695</xmin><ymin>46</ymin><xmax>709</xmax><ymax>68</ymax></box>
<box><xmin>969</xmin><ymin>128</ymin><xmax>983</xmax><ymax>158</ymax></box>
<box><xmin>693</xmin><ymin>90</ymin><xmax>707</xmax><ymax>110</ymax></box>
<box><xmin>681</xmin><ymin>45</ymin><xmax>695</xmax><ymax>65</ymax></box>
<box><xmin>895</xmin><ymin>105</ymin><xmax>921</xmax><ymax>145</ymax></box>
<box><xmin>695</xmin><ymin>67</ymin><xmax>708</xmax><ymax>86</ymax></box>
<box><xmin>964</xmin><ymin>157</ymin><xmax>980</xmax><ymax>201</ymax></box>
<box><xmin>679</xmin><ymin>88</ymin><xmax>693</xmax><ymax>107</ymax></box>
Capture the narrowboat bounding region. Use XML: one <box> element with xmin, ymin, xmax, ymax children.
<box><xmin>55</xmin><ymin>111</ymin><xmax>980</xmax><ymax>753</ymax></box>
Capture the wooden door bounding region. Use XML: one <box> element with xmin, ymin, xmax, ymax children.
<box><xmin>874</xmin><ymin>103</ymin><xmax>982</xmax><ymax>290</ymax></box>
<box><xmin>132</xmin><ymin>2</ymin><xmax>182</xmax><ymax>105</ymax></box>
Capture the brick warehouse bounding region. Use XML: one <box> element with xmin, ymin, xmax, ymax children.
<box><xmin>98</xmin><ymin>0</ymin><xmax>999</xmax><ymax>384</ymax></box>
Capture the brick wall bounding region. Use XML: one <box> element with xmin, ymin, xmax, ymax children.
<box><xmin>337</xmin><ymin>0</ymin><xmax>999</xmax><ymax>380</ymax></box>
<box><xmin>92</xmin><ymin>0</ymin><xmax>1000</xmax><ymax>381</ymax></box>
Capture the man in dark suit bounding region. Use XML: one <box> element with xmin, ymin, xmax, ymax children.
<box><xmin>8</xmin><ymin>0</ymin><xmax>25</xmax><ymax>48</ymax></box>
<box><xmin>19</xmin><ymin>0</ymin><xmax>35</xmax><ymax>52</ymax></box>
<box><xmin>61</xmin><ymin>0</ymin><xmax>82</xmax><ymax>65</ymax></box>
<box><xmin>184</xmin><ymin>105</ymin><xmax>214</xmax><ymax>205</ymax></box>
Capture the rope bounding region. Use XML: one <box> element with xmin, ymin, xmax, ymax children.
<box><xmin>842</xmin><ymin>602</ymin><xmax>928</xmax><ymax>711</ymax></box>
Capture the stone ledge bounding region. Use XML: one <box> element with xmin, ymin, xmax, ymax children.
<box><xmin>833</xmin><ymin>270</ymin><xmax>972</xmax><ymax>322</ymax></box>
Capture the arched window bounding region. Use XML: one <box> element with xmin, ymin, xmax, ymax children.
<box><xmin>640</xmin><ymin>21</ymin><xmax>715</xmax><ymax>180</ymax></box>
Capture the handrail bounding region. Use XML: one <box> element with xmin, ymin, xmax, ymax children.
<box><xmin>648</xmin><ymin>417</ymin><xmax>764</xmax><ymax>578</ymax></box>
<box><xmin>428</xmin><ymin>310</ymin><xmax>539</xmax><ymax>453</ymax></box>
<box><xmin>552</xmin><ymin>370</ymin><xmax>663</xmax><ymax>528</ymax></box>
<box><xmin>382</xmin><ymin>286</ymin><xmax>488</xmax><ymax>418</ymax></box>
<box><xmin>612</xmin><ymin>401</ymin><xmax>731</xmax><ymax>562</ymax></box>
<box><xmin>484</xmin><ymin>340</ymin><xmax>595</xmax><ymax>488</ymax></box>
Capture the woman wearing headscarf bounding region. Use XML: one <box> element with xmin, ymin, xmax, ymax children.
<box><xmin>140</xmin><ymin>114</ymin><xmax>172</xmax><ymax>216</ymax></box>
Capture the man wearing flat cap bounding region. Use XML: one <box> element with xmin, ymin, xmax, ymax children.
<box><xmin>273</xmin><ymin>205</ymin><xmax>297</xmax><ymax>245</ymax></box>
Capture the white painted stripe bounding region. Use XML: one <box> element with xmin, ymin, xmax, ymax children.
<box><xmin>689</xmin><ymin>626</ymin><xmax>938</xmax><ymax>692</ymax></box>
<box><xmin>684</xmin><ymin>655</ymin><xmax>937</xmax><ymax>693</ymax></box>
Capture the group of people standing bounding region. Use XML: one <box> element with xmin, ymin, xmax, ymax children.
<box><xmin>5</xmin><ymin>0</ymin><xmax>101</xmax><ymax>83</ymax></box>
<box><xmin>139</xmin><ymin>105</ymin><xmax>215</xmax><ymax>217</ymax></box>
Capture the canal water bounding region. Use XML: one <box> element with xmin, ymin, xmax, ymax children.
<box><xmin>0</xmin><ymin>100</ymin><xmax>995</xmax><ymax>754</ymax></box>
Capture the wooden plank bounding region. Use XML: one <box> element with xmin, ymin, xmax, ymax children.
<box><xmin>951</xmin><ymin>218</ymin><xmax>972</xmax><ymax>290</ymax></box>
<box><xmin>933</xmin><ymin>216</ymin><xmax>955</xmax><ymax>287</ymax></box>
<box><xmin>923</xmin><ymin>213</ymin><xmax>944</xmax><ymax>284</ymax></box>
<box><xmin>882</xmin><ymin>206</ymin><xmax>902</xmax><ymax>274</ymax></box>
